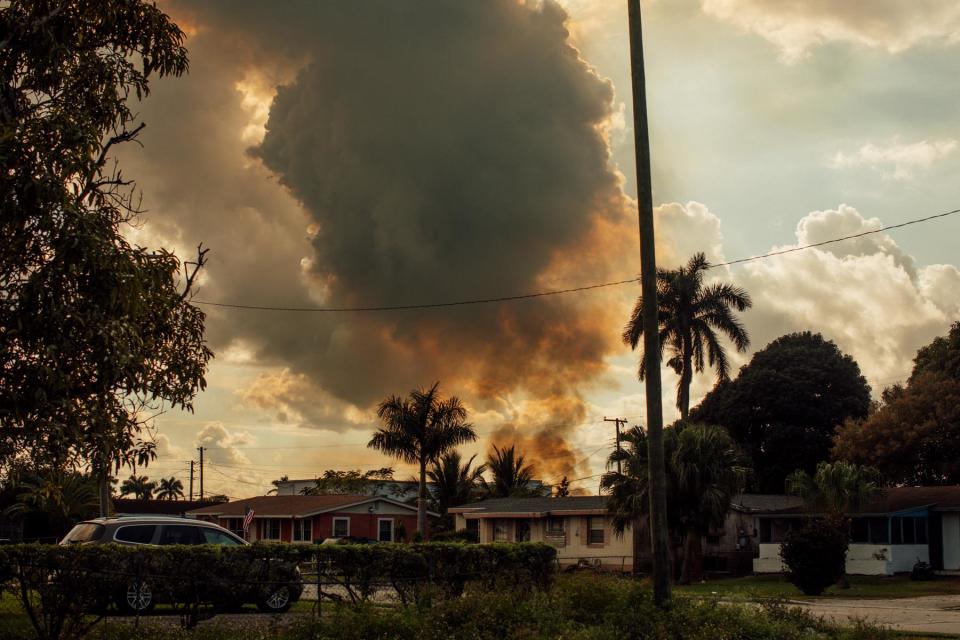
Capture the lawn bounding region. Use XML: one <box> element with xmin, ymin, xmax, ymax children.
<box><xmin>676</xmin><ymin>574</ymin><xmax>960</xmax><ymax>600</ymax></box>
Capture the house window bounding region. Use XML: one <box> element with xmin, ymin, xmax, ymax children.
<box><xmin>225</xmin><ymin>518</ymin><xmax>245</xmax><ymax>538</ymax></box>
<box><xmin>891</xmin><ymin>516</ymin><xmax>928</xmax><ymax>545</ymax></box>
<box><xmin>546</xmin><ymin>517</ymin><xmax>564</xmax><ymax>536</ymax></box>
<box><xmin>466</xmin><ymin>519</ymin><xmax>479</xmax><ymax>538</ymax></box>
<box><xmin>378</xmin><ymin>518</ymin><xmax>394</xmax><ymax>542</ymax></box>
<box><xmin>587</xmin><ymin>517</ymin><xmax>604</xmax><ymax>545</ymax></box>
<box><xmin>293</xmin><ymin>518</ymin><xmax>312</xmax><ymax>542</ymax></box>
<box><xmin>332</xmin><ymin>517</ymin><xmax>350</xmax><ymax>538</ymax></box>
<box><xmin>515</xmin><ymin>520</ymin><xmax>531</xmax><ymax>542</ymax></box>
<box><xmin>493</xmin><ymin>519</ymin><xmax>509</xmax><ymax>542</ymax></box>
<box><xmin>261</xmin><ymin>519</ymin><xmax>281</xmax><ymax>541</ymax></box>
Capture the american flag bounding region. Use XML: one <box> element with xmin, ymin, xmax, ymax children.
<box><xmin>242</xmin><ymin>507</ymin><xmax>255</xmax><ymax>534</ymax></box>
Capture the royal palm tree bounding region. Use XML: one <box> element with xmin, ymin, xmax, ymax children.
<box><xmin>624</xmin><ymin>252</ymin><xmax>752</xmax><ymax>420</ymax></box>
<box><xmin>156</xmin><ymin>476</ymin><xmax>184</xmax><ymax>501</ymax></box>
<box><xmin>427</xmin><ymin>451</ymin><xmax>486</xmax><ymax>526</ymax></box>
<box><xmin>483</xmin><ymin>444</ymin><xmax>536</xmax><ymax>498</ymax></box>
<box><xmin>119</xmin><ymin>474</ymin><xmax>156</xmax><ymax>500</ymax></box>
<box><xmin>602</xmin><ymin>423</ymin><xmax>749</xmax><ymax>583</ymax></box>
<box><xmin>369</xmin><ymin>382</ymin><xmax>476</xmax><ymax>537</ymax></box>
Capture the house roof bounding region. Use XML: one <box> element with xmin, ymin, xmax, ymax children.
<box><xmin>859</xmin><ymin>486</ymin><xmax>960</xmax><ymax>514</ymax></box>
<box><xmin>450</xmin><ymin>496</ymin><xmax>607</xmax><ymax>517</ymax></box>
<box><xmin>731</xmin><ymin>494</ymin><xmax>804</xmax><ymax>514</ymax></box>
<box><xmin>187</xmin><ymin>494</ymin><xmax>435</xmax><ymax>518</ymax></box>
<box><xmin>112</xmin><ymin>499</ymin><xmax>221</xmax><ymax>516</ymax></box>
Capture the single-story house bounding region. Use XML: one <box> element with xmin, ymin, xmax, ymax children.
<box><xmin>272</xmin><ymin>477</ymin><xmax>551</xmax><ymax>500</ymax></box>
<box><xmin>702</xmin><ymin>494</ymin><xmax>804</xmax><ymax>575</ymax></box>
<box><xmin>188</xmin><ymin>494</ymin><xmax>433</xmax><ymax>543</ymax></box>
<box><xmin>451</xmin><ymin>496</ymin><xmax>637</xmax><ymax>572</ymax></box>
<box><xmin>753</xmin><ymin>486</ymin><xmax>960</xmax><ymax>575</ymax></box>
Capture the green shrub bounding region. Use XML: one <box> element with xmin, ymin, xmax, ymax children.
<box><xmin>780</xmin><ymin>517</ymin><xmax>849</xmax><ymax>596</ymax></box>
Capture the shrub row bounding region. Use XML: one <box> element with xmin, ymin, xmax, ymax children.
<box><xmin>0</xmin><ymin>542</ymin><xmax>556</xmax><ymax>639</ymax></box>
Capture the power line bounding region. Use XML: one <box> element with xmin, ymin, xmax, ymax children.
<box><xmin>191</xmin><ymin>207</ymin><xmax>960</xmax><ymax>313</ymax></box>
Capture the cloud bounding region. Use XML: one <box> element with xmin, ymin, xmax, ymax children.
<box><xmin>828</xmin><ymin>139</ymin><xmax>957</xmax><ymax>180</ymax></box>
<box><xmin>701</xmin><ymin>0</ymin><xmax>960</xmax><ymax>62</ymax></box>
<box><xmin>136</xmin><ymin>0</ymin><xmax>634</xmax><ymax>478</ymax></box>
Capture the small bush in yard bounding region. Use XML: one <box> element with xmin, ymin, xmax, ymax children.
<box><xmin>780</xmin><ymin>516</ymin><xmax>850</xmax><ymax>596</ymax></box>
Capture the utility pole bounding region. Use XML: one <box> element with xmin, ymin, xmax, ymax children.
<box><xmin>628</xmin><ymin>0</ymin><xmax>672</xmax><ymax>607</ymax></box>
<box><xmin>604</xmin><ymin>417</ymin><xmax>627</xmax><ymax>474</ymax></box>
<box><xmin>197</xmin><ymin>447</ymin><xmax>205</xmax><ymax>500</ymax></box>
<box><xmin>189</xmin><ymin>460</ymin><xmax>195</xmax><ymax>501</ymax></box>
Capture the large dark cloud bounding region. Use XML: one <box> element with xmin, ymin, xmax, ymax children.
<box><xmin>139</xmin><ymin>0</ymin><xmax>632</xmax><ymax>477</ymax></box>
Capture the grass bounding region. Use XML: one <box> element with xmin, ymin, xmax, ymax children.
<box><xmin>675</xmin><ymin>574</ymin><xmax>960</xmax><ymax>600</ymax></box>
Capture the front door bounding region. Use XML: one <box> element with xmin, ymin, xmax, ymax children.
<box><xmin>515</xmin><ymin>520</ymin><xmax>531</xmax><ymax>542</ymax></box>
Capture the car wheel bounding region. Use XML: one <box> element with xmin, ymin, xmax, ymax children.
<box><xmin>117</xmin><ymin>581</ymin><xmax>155</xmax><ymax>615</ymax></box>
<box><xmin>256</xmin><ymin>585</ymin><xmax>292</xmax><ymax>613</ymax></box>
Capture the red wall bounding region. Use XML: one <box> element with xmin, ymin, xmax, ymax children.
<box><xmin>211</xmin><ymin>512</ymin><xmax>420</xmax><ymax>543</ymax></box>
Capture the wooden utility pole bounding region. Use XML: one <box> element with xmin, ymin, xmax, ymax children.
<box><xmin>627</xmin><ymin>0</ymin><xmax>672</xmax><ymax>606</ymax></box>
<box><xmin>604</xmin><ymin>417</ymin><xmax>627</xmax><ymax>474</ymax></box>
<box><xmin>197</xmin><ymin>447</ymin><xmax>205</xmax><ymax>500</ymax></box>
<box><xmin>189</xmin><ymin>460</ymin><xmax>195</xmax><ymax>501</ymax></box>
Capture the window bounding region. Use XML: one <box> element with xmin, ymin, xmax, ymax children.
<box><xmin>869</xmin><ymin>518</ymin><xmax>889</xmax><ymax>544</ymax></box>
<box><xmin>63</xmin><ymin>523</ymin><xmax>105</xmax><ymax>544</ymax></box>
<box><xmin>225</xmin><ymin>518</ymin><xmax>245</xmax><ymax>538</ymax></box>
<box><xmin>293</xmin><ymin>519</ymin><xmax>312</xmax><ymax>542</ymax></box>
<box><xmin>261</xmin><ymin>519</ymin><xmax>282</xmax><ymax>541</ymax></box>
<box><xmin>587</xmin><ymin>517</ymin><xmax>604</xmax><ymax>545</ymax></box>
<box><xmin>378</xmin><ymin>519</ymin><xmax>394</xmax><ymax>542</ymax></box>
<box><xmin>493</xmin><ymin>519</ymin><xmax>509</xmax><ymax>542</ymax></box>
<box><xmin>466</xmin><ymin>519</ymin><xmax>479</xmax><ymax>538</ymax></box>
<box><xmin>201</xmin><ymin>528</ymin><xmax>243</xmax><ymax>546</ymax></box>
<box><xmin>515</xmin><ymin>520</ymin><xmax>531</xmax><ymax>543</ymax></box>
<box><xmin>546</xmin><ymin>517</ymin><xmax>564</xmax><ymax>536</ymax></box>
<box><xmin>891</xmin><ymin>516</ymin><xmax>928</xmax><ymax>545</ymax></box>
<box><xmin>332</xmin><ymin>517</ymin><xmax>350</xmax><ymax>538</ymax></box>
<box><xmin>159</xmin><ymin>525</ymin><xmax>204</xmax><ymax>545</ymax></box>
<box><xmin>851</xmin><ymin>518</ymin><xmax>869</xmax><ymax>543</ymax></box>
<box><xmin>114</xmin><ymin>525</ymin><xmax>155</xmax><ymax>544</ymax></box>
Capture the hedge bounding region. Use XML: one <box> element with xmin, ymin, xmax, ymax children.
<box><xmin>0</xmin><ymin>542</ymin><xmax>556</xmax><ymax>639</ymax></box>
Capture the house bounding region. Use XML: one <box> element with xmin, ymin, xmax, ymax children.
<box><xmin>188</xmin><ymin>494</ymin><xmax>432</xmax><ymax>543</ymax></box>
<box><xmin>753</xmin><ymin>486</ymin><xmax>960</xmax><ymax>575</ymax></box>
<box><xmin>272</xmin><ymin>477</ymin><xmax>551</xmax><ymax>500</ymax></box>
<box><xmin>703</xmin><ymin>494</ymin><xmax>804</xmax><ymax>575</ymax></box>
<box><xmin>450</xmin><ymin>496</ymin><xmax>637</xmax><ymax>572</ymax></box>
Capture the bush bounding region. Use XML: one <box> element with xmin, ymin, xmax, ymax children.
<box><xmin>429</xmin><ymin>528</ymin><xmax>479</xmax><ymax>543</ymax></box>
<box><xmin>780</xmin><ymin>517</ymin><xmax>849</xmax><ymax>596</ymax></box>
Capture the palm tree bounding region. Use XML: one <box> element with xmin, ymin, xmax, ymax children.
<box><xmin>601</xmin><ymin>423</ymin><xmax>749</xmax><ymax>583</ymax></box>
<box><xmin>5</xmin><ymin>470</ymin><xmax>99</xmax><ymax>537</ymax></box>
<box><xmin>427</xmin><ymin>451</ymin><xmax>486</xmax><ymax>526</ymax></box>
<box><xmin>119</xmin><ymin>474</ymin><xmax>156</xmax><ymax>500</ymax></box>
<box><xmin>623</xmin><ymin>252</ymin><xmax>752</xmax><ymax>420</ymax></box>
<box><xmin>156</xmin><ymin>477</ymin><xmax>184</xmax><ymax>501</ymax></box>
<box><xmin>369</xmin><ymin>382</ymin><xmax>477</xmax><ymax>537</ymax></box>
<box><xmin>786</xmin><ymin>461</ymin><xmax>883</xmax><ymax>514</ymax></box>
<box><xmin>483</xmin><ymin>444</ymin><xmax>535</xmax><ymax>498</ymax></box>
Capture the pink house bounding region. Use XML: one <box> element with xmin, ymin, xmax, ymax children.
<box><xmin>188</xmin><ymin>494</ymin><xmax>430</xmax><ymax>543</ymax></box>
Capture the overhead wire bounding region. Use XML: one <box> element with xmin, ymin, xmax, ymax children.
<box><xmin>190</xmin><ymin>207</ymin><xmax>960</xmax><ymax>313</ymax></box>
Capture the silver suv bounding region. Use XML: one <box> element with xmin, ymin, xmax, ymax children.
<box><xmin>61</xmin><ymin>516</ymin><xmax>301</xmax><ymax>614</ymax></box>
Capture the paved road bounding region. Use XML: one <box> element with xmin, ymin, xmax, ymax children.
<box><xmin>792</xmin><ymin>595</ymin><xmax>960</xmax><ymax>636</ymax></box>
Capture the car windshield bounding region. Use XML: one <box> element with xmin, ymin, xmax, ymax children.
<box><xmin>61</xmin><ymin>523</ymin><xmax>105</xmax><ymax>544</ymax></box>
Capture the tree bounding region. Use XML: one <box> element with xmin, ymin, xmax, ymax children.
<box><xmin>4</xmin><ymin>469</ymin><xmax>99</xmax><ymax>538</ymax></box>
<box><xmin>554</xmin><ymin>476</ymin><xmax>571</xmax><ymax>498</ymax></box>
<box><xmin>368</xmin><ymin>383</ymin><xmax>476</xmax><ymax>536</ymax></box>
<box><xmin>483</xmin><ymin>444</ymin><xmax>536</xmax><ymax>498</ymax></box>
<box><xmin>833</xmin><ymin>372</ymin><xmax>960</xmax><ymax>485</ymax></box>
<box><xmin>205</xmin><ymin>494</ymin><xmax>229</xmax><ymax>504</ymax></box>
<box><xmin>602</xmin><ymin>423</ymin><xmax>748</xmax><ymax>583</ymax></box>
<box><xmin>600</xmin><ymin>425</ymin><xmax>661</xmax><ymax>576</ymax></box>
<box><xmin>119</xmin><ymin>474</ymin><xmax>155</xmax><ymax>500</ymax></box>
<box><xmin>155</xmin><ymin>477</ymin><xmax>184</xmax><ymax>501</ymax></box>
<box><xmin>301</xmin><ymin>468</ymin><xmax>396</xmax><ymax>496</ymax></box>
<box><xmin>692</xmin><ymin>332</ymin><xmax>870</xmax><ymax>493</ymax></box>
<box><xmin>623</xmin><ymin>252</ymin><xmax>751</xmax><ymax>420</ymax></box>
<box><xmin>786</xmin><ymin>461</ymin><xmax>883</xmax><ymax>515</ymax></box>
<box><xmin>910</xmin><ymin>321</ymin><xmax>960</xmax><ymax>382</ymax></box>
<box><xmin>0</xmin><ymin>1</ymin><xmax>211</xmax><ymax>512</ymax></box>
<box><xmin>427</xmin><ymin>451</ymin><xmax>485</xmax><ymax>527</ymax></box>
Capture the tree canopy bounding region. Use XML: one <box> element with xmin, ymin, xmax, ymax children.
<box><xmin>301</xmin><ymin>468</ymin><xmax>397</xmax><ymax>496</ymax></box>
<box><xmin>691</xmin><ymin>332</ymin><xmax>870</xmax><ymax>493</ymax></box>
<box><xmin>483</xmin><ymin>444</ymin><xmax>537</xmax><ymax>498</ymax></box>
<box><xmin>0</xmin><ymin>1</ymin><xmax>210</xmax><ymax>478</ymax></box>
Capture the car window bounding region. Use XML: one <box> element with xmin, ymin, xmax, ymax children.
<box><xmin>62</xmin><ymin>523</ymin><xmax>105</xmax><ymax>544</ymax></box>
<box><xmin>158</xmin><ymin>525</ymin><xmax>205</xmax><ymax>545</ymax></box>
<box><xmin>201</xmin><ymin>528</ymin><xmax>243</xmax><ymax>546</ymax></box>
<box><xmin>114</xmin><ymin>525</ymin><xmax>156</xmax><ymax>544</ymax></box>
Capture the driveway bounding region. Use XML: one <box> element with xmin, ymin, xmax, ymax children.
<box><xmin>792</xmin><ymin>595</ymin><xmax>960</xmax><ymax>635</ymax></box>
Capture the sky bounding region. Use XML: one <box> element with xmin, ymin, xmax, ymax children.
<box><xmin>123</xmin><ymin>0</ymin><xmax>960</xmax><ymax>499</ymax></box>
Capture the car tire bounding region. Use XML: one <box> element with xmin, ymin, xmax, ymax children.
<box><xmin>256</xmin><ymin>585</ymin><xmax>293</xmax><ymax>613</ymax></box>
<box><xmin>116</xmin><ymin>581</ymin><xmax>156</xmax><ymax>615</ymax></box>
